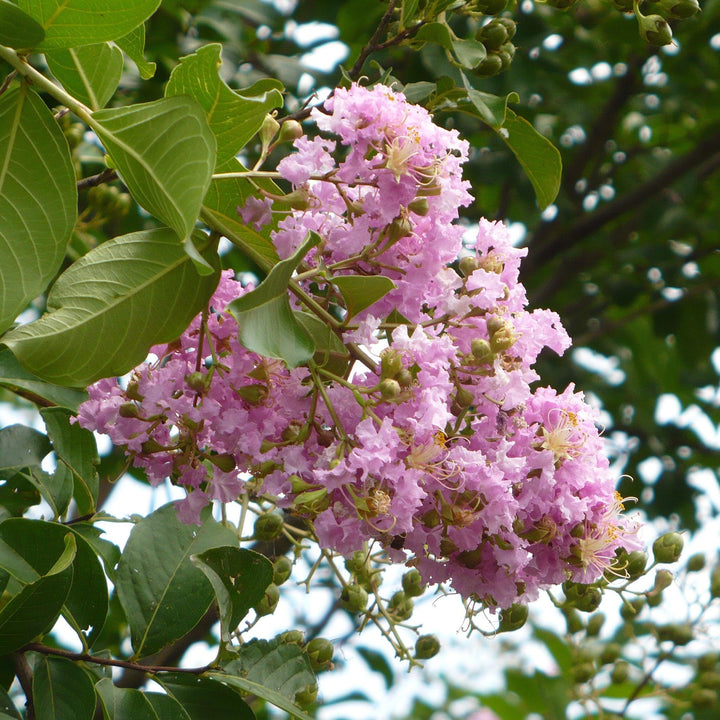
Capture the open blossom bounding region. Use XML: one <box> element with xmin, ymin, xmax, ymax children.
<box><xmin>78</xmin><ymin>83</ymin><xmax>640</xmax><ymax>611</ymax></box>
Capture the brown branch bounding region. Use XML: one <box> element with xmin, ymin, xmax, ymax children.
<box><xmin>77</xmin><ymin>168</ymin><xmax>118</xmax><ymax>191</ymax></box>
<box><xmin>12</xmin><ymin>653</ymin><xmax>35</xmax><ymax>720</ymax></box>
<box><xmin>0</xmin><ymin>69</ymin><xmax>17</xmax><ymax>98</ymax></box>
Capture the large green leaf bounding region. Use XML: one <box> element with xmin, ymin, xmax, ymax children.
<box><xmin>45</xmin><ymin>43</ymin><xmax>124</xmax><ymax>111</ymax></box>
<box><xmin>116</xmin><ymin>25</ymin><xmax>156</xmax><ymax>79</ymax></box>
<box><xmin>155</xmin><ymin>674</ymin><xmax>254</xmax><ymax>720</ymax></box>
<box><xmin>0</xmin><ymin>425</ymin><xmax>51</xmax><ymax>479</ymax></box>
<box><xmin>18</xmin><ymin>0</ymin><xmax>161</xmax><ymax>49</ymax></box>
<box><xmin>41</xmin><ymin>407</ymin><xmax>99</xmax><ymax>516</ymax></box>
<box><xmin>331</xmin><ymin>275</ymin><xmax>396</xmax><ymax>320</ymax></box>
<box><xmin>0</xmin><ymin>474</ymin><xmax>40</xmax><ymax>521</ymax></box>
<box><xmin>2</xmin><ymin>228</ymin><xmax>220</xmax><ymax>386</ymax></box>
<box><xmin>0</xmin><ymin>85</ymin><xmax>76</xmax><ymax>334</ymax></box>
<box><xmin>228</xmin><ymin>232</ymin><xmax>319</xmax><ymax>368</ymax></box>
<box><xmin>191</xmin><ymin>546</ymin><xmax>273</xmax><ymax>642</ymax></box>
<box><xmin>0</xmin><ymin>686</ymin><xmax>20</xmax><ymax>719</ymax></box>
<box><xmin>212</xmin><ymin>638</ymin><xmax>316</xmax><ymax>720</ymax></box>
<box><xmin>495</xmin><ymin>109</ymin><xmax>562</xmax><ymax>211</ymax></box>
<box><xmin>21</xmin><ymin>467</ymin><xmax>73</xmax><ymax>521</ymax></box>
<box><xmin>96</xmin><ymin>679</ymin><xmax>191</xmax><ymax>720</ymax></box>
<box><xmin>294</xmin><ymin>311</ymin><xmax>350</xmax><ymax>376</ymax></box>
<box><xmin>91</xmin><ymin>97</ymin><xmax>216</xmax><ymax>241</ymax></box>
<box><xmin>166</xmin><ymin>43</ymin><xmax>283</xmax><ymax>165</ymax></box>
<box><xmin>0</xmin><ymin>347</ymin><xmax>87</xmax><ymax>410</ymax></box>
<box><xmin>32</xmin><ymin>656</ymin><xmax>96</xmax><ymax>720</ymax></box>
<box><xmin>115</xmin><ymin>503</ymin><xmax>238</xmax><ymax>658</ymax></box>
<box><xmin>460</xmin><ymin>72</ymin><xmax>518</xmax><ymax>130</ymax></box>
<box><xmin>0</xmin><ymin>0</ymin><xmax>44</xmax><ymax>49</ymax></box>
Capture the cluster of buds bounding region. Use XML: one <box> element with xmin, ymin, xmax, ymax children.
<box><xmin>77</xmin><ymin>83</ymin><xmax>640</xmax><ymax>614</ymax></box>
<box><xmin>474</xmin><ymin>18</ymin><xmax>517</xmax><ymax>77</ymax></box>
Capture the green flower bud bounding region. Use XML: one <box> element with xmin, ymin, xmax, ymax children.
<box><xmin>458</xmin><ymin>256</ymin><xmax>479</xmax><ymax>277</ymax></box>
<box><xmin>637</xmin><ymin>13</ymin><xmax>673</xmax><ymax>46</ymax></box>
<box><xmin>573</xmin><ymin>662</ymin><xmax>595</xmax><ymax>683</ymax></box>
<box><xmin>691</xmin><ymin>688</ymin><xmax>717</xmax><ymax>709</ymax></box>
<box><xmin>710</xmin><ymin>564</ymin><xmax>720</xmax><ymax>598</ymax></box>
<box><xmin>402</xmin><ymin>569</ymin><xmax>426</xmax><ymax>598</ymax></box>
<box><xmin>653</xmin><ymin>568</ymin><xmax>674</xmax><ymax>592</ymax></box>
<box><xmin>477</xmin><ymin>21</ymin><xmax>509</xmax><ymax>51</ymax></box>
<box><xmin>379</xmin><ymin>378</ymin><xmax>402</xmax><ymax>399</ymax></box>
<box><xmin>489</xmin><ymin>322</ymin><xmax>515</xmax><ymax>352</ymax></box>
<box><xmin>619</xmin><ymin>597</ymin><xmax>644</xmax><ymax>620</ymax></box>
<box><xmin>498</xmin><ymin>603</ymin><xmax>529</xmax><ymax>633</ymax></box>
<box><xmin>575</xmin><ymin>585</ymin><xmax>602</xmax><ymax>613</ymax></box>
<box><xmin>564</xmin><ymin>607</ymin><xmax>584</xmax><ymax>634</ymax></box>
<box><xmin>408</xmin><ymin>197</ymin><xmax>430</xmax><ymax>216</ymax></box>
<box><xmin>340</xmin><ymin>584</ymin><xmax>369</xmax><ymax>613</ymax></box>
<box><xmin>600</xmin><ymin>643</ymin><xmax>622</xmax><ymax>665</ymax></box>
<box><xmin>656</xmin><ymin>622</ymin><xmax>693</xmax><ymax>646</ymax></box>
<box><xmin>388</xmin><ymin>591</ymin><xmax>414</xmax><ymax>622</ymax></box>
<box><xmin>699</xmin><ymin>652</ymin><xmax>719</xmax><ymax>672</ymax></box>
<box><xmin>305</xmin><ymin>637</ymin><xmax>334</xmax><ymax>672</ymax></box>
<box><xmin>587</xmin><ymin>612</ymin><xmax>605</xmax><ymax>637</ymax></box>
<box><xmin>653</xmin><ymin>532</ymin><xmax>683</xmax><ymax>564</ymax></box>
<box><xmin>397</xmin><ymin>369</ymin><xmax>414</xmax><ymax>388</ymax></box>
<box><xmin>625</xmin><ymin>550</ymin><xmax>648</xmax><ymax>578</ymax></box>
<box><xmin>278</xmin><ymin>629</ymin><xmax>304</xmax><ymax>645</ymax></box>
<box><xmin>611</xmin><ymin>660</ymin><xmax>630</xmax><ymax>684</ymax></box>
<box><xmin>255</xmin><ymin>583</ymin><xmax>279</xmax><ymax>616</ymax></box>
<box><xmin>294</xmin><ymin>682</ymin><xmax>318</xmax><ymax>709</ymax></box>
<box><xmin>646</xmin><ymin>589</ymin><xmax>663</xmax><ymax>607</ymax></box>
<box><xmin>471</xmin><ymin>338</ymin><xmax>495</xmax><ymax>364</ymax></box>
<box><xmin>185</xmin><ymin>371</ymin><xmax>208</xmax><ymax>394</ymax></box>
<box><xmin>277</xmin><ymin>119</ymin><xmax>304</xmax><ymax>143</ymax></box>
<box><xmin>496</xmin><ymin>17</ymin><xmax>517</xmax><ymax>40</ymax></box>
<box><xmin>253</xmin><ymin>512</ymin><xmax>284</xmax><ymax>541</ymax></box>
<box><xmin>273</xmin><ymin>555</ymin><xmax>293</xmax><ymax>585</ymax></box>
<box><xmin>414</xmin><ymin>634</ymin><xmax>441</xmax><ymax>660</ymax></box>
<box><xmin>475</xmin><ymin>0</ymin><xmax>508</xmax><ymax>14</ymax></box>
<box><xmin>380</xmin><ymin>349</ymin><xmax>404</xmax><ymax>379</ymax></box>
<box><xmin>118</xmin><ymin>402</ymin><xmax>141</xmax><ymax>419</ymax></box>
<box><xmin>687</xmin><ymin>553</ymin><xmax>706</xmax><ymax>572</ymax></box>
<box><xmin>455</xmin><ymin>387</ymin><xmax>475</xmax><ymax>409</ymax></box>
<box><xmin>657</xmin><ymin>0</ymin><xmax>700</xmax><ymax>18</ymax></box>
<box><xmin>700</xmin><ymin>672</ymin><xmax>720</xmax><ymax>690</ymax></box>
<box><xmin>497</xmin><ymin>49</ymin><xmax>513</xmax><ymax>71</ymax></box>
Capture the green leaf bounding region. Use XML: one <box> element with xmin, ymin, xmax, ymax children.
<box><xmin>0</xmin><ymin>85</ymin><xmax>76</xmax><ymax>334</ymax></box>
<box><xmin>0</xmin><ymin>474</ymin><xmax>40</xmax><ymax>520</ymax></box>
<box><xmin>91</xmin><ymin>97</ymin><xmax>216</xmax><ymax>241</ymax></box>
<box><xmin>96</xmin><ymin>678</ymin><xmax>191</xmax><ymax>720</ymax></box>
<box><xmin>0</xmin><ymin>347</ymin><xmax>87</xmax><ymax>410</ymax></box>
<box><xmin>400</xmin><ymin>0</ymin><xmax>420</xmax><ymax>28</ymax></box>
<box><xmin>532</xmin><ymin>624</ymin><xmax>573</xmax><ymax>673</ymax></box>
<box><xmin>191</xmin><ymin>546</ymin><xmax>273</xmax><ymax>642</ymax></box>
<box><xmin>0</xmin><ymin>0</ymin><xmax>44</xmax><ymax>49</ymax></box>
<box><xmin>331</xmin><ymin>275</ymin><xmax>396</xmax><ymax>319</ymax></box>
<box><xmin>155</xmin><ymin>674</ymin><xmax>254</xmax><ymax>720</ymax></box>
<box><xmin>451</xmin><ymin>37</ymin><xmax>486</xmax><ymax>69</ymax></box>
<box><xmin>460</xmin><ymin>72</ymin><xmax>518</xmax><ymax>130</ymax></box>
<box><xmin>414</xmin><ymin>22</ymin><xmax>453</xmax><ymax>51</ymax></box>
<box><xmin>202</xmin><ymin>157</ymin><xmax>280</xmax><ymax>270</ymax></box>
<box><xmin>21</xmin><ymin>467</ymin><xmax>73</xmax><ymax>520</ymax></box>
<box><xmin>3</xmin><ymin>228</ymin><xmax>220</xmax><ymax>386</ymax></box>
<box><xmin>69</xmin><ymin>523</ymin><xmax>120</xmax><ymax>583</ymax></box>
<box><xmin>0</xmin><ymin>686</ymin><xmax>21</xmax><ymax>719</ymax></box>
<box><xmin>41</xmin><ymin>407</ymin><xmax>99</xmax><ymax>515</ymax></box>
<box><xmin>165</xmin><ymin>43</ymin><xmax>283</xmax><ymax>165</ymax></box>
<box><xmin>356</xmin><ymin>646</ymin><xmax>394</xmax><ymax>690</ymax></box>
<box><xmin>228</xmin><ymin>232</ymin><xmax>319</xmax><ymax>368</ymax></box>
<box><xmin>45</xmin><ymin>43</ymin><xmax>124</xmax><ymax>111</ymax></box>
<box><xmin>0</xmin><ymin>425</ymin><xmax>51</xmax><ymax>479</ymax></box>
<box><xmin>32</xmin><ymin>656</ymin><xmax>96</xmax><ymax>720</ymax></box>
<box><xmin>496</xmin><ymin>109</ymin><xmax>562</xmax><ymax>210</ymax></box>
<box><xmin>211</xmin><ymin>639</ymin><xmax>315</xmax><ymax>720</ymax></box>
<box><xmin>294</xmin><ymin>311</ymin><xmax>350</xmax><ymax>376</ymax></box>
<box><xmin>18</xmin><ymin>0</ymin><xmax>161</xmax><ymax>49</ymax></box>
<box><xmin>115</xmin><ymin>503</ymin><xmax>238</xmax><ymax>658</ymax></box>
<box><xmin>116</xmin><ymin>25</ymin><xmax>156</xmax><ymax>79</ymax></box>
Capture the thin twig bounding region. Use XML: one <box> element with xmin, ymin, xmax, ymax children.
<box><xmin>77</xmin><ymin>168</ymin><xmax>118</xmax><ymax>191</ymax></box>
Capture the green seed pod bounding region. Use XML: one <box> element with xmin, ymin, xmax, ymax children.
<box><xmin>255</xmin><ymin>583</ymin><xmax>279</xmax><ymax>617</ymax></box>
<box><xmin>690</xmin><ymin>688</ymin><xmax>717</xmax><ymax>709</ymax></box>
<box><xmin>498</xmin><ymin>603</ymin><xmax>529</xmax><ymax>633</ymax></box>
<box><xmin>625</xmin><ymin>550</ymin><xmax>648</xmax><ymax>578</ymax></box>
<box><xmin>273</xmin><ymin>555</ymin><xmax>293</xmax><ymax>585</ymax></box>
<box><xmin>185</xmin><ymin>371</ymin><xmax>209</xmax><ymax>394</ymax></box>
<box><xmin>653</xmin><ymin>532</ymin><xmax>684</xmax><ymax>564</ymax></box>
<box><xmin>587</xmin><ymin>612</ymin><xmax>605</xmax><ymax>637</ymax></box>
<box><xmin>611</xmin><ymin>660</ymin><xmax>630</xmax><ymax>684</ymax></box>
<box><xmin>388</xmin><ymin>591</ymin><xmax>414</xmax><ymax>622</ymax></box>
<box><xmin>575</xmin><ymin>586</ymin><xmax>602</xmax><ymax>613</ymax></box>
<box><xmin>477</xmin><ymin>21</ymin><xmax>508</xmax><ymax>51</ymax></box>
<box><xmin>414</xmin><ymin>633</ymin><xmax>441</xmax><ymax>660</ymax></box>
<box><xmin>253</xmin><ymin>512</ymin><xmax>284</xmax><ymax>541</ymax></box>
<box><xmin>340</xmin><ymin>584</ymin><xmax>369</xmax><ymax>613</ymax></box>
<box><xmin>278</xmin><ymin>629</ymin><xmax>304</xmax><ymax>645</ymax></box>
<box><xmin>305</xmin><ymin>637</ymin><xmax>334</xmax><ymax>672</ymax></box>
<box><xmin>599</xmin><ymin>642</ymin><xmax>622</xmax><ymax>665</ymax></box>
<box><xmin>277</xmin><ymin>119</ymin><xmax>304</xmax><ymax>143</ymax></box>
<box><xmin>687</xmin><ymin>553</ymin><xmax>706</xmax><ymax>572</ymax></box>
<box><xmin>455</xmin><ymin>387</ymin><xmax>475</xmax><ymax>409</ymax></box>
<box><xmin>402</xmin><ymin>569</ymin><xmax>426</xmax><ymax>598</ymax></box>
<box><xmin>294</xmin><ymin>682</ymin><xmax>319</xmax><ymax>709</ymax></box>
<box><xmin>496</xmin><ymin>17</ymin><xmax>517</xmax><ymax>40</ymax></box>
<box><xmin>637</xmin><ymin>13</ymin><xmax>673</xmax><ymax>46</ymax></box>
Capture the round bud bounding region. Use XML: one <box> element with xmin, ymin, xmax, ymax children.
<box><xmin>659</xmin><ymin>0</ymin><xmax>700</xmax><ymax>18</ymax></box>
<box><xmin>475</xmin><ymin>55</ymin><xmax>503</xmax><ymax>79</ymax></box>
<box><xmin>380</xmin><ymin>349</ymin><xmax>404</xmax><ymax>379</ymax></box>
<box><xmin>653</xmin><ymin>568</ymin><xmax>674</xmax><ymax>592</ymax></box>
<box><xmin>575</xmin><ymin>586</ymin><xmax>602</xmax><ymax>613</ymax></box>
<box><xmin>653</xmin><ymin>532</ymin><xmax>684</xmax><ymax>564</ymax></box>
<box><xmin>278</xmin><ymin>629</ymin><xmax>304</xmax><ymax>645</ymax></box>
<box><xmin>402</xmin><ymin>569</ymin><xmax>426</xmax><ymax>598</ymax></box>
<box><xmin>656</xmin><ymin>622</ymin><xmax>693</xmax><ymax>646</ymax></box>
<box><xmin>277</xmin><ymin>119</ymin><xmax>304</xmax><ymax>143</ymax></box>
<box><xmin>625</xmin><ymin>550</ymin><xmax>648</xmax><ymax>578</ymax></box>
<box><xmin>611</xmin><ymin>660</ymin><xmax>630</xmax><ymax>684</ymax></box>
<box><xmin>253</xmin><ymin>512</ymin><xmax>284</xmax><ymax>541</ymax></box>
<box><xmin>564</xmin><ymin>608</ymin><xmax>584</xmax><ymax>634</ymax></box>
<box><xmin>340</xmin><ymin>584</ymin><xmax>369</xmax><ymax>613</ymax></box>
<box><xmin>407</xmin><ymin>197</ymin><xmax>430</xmax><ymax>216</ymax></box>
<box><xmin>471</xmin><ymin>338</ymin><xmax>495</xmax><ymax>364</ymax></box>
<box><xmin>379</xmin><ymin>378</ymin><xmax>402</xmax><ymax>399</ymax></box>
<box><xmin>305</xmin><ymin>637</ymin><xmax>334</xmax><ymax>672</ymax></box>
<box><xmin>637</xmin><ymin>14</ymin><xmax>673</xmax><ymax>46</ymax></box>
<box><xmin>573</xmin><ymin>662</ymin><xmax>595</xmax><ymax>683</ymax></box>
<box><xmin>498</xmin><ymin>603</ymin><xmax>529</xmax><ymax>633</ymax></box>
<box><xmin>273</xmin><ymin>555</ymin><xmax>293</xmax><ymax>585</ymax></box>
<box><xmin>599</xmin><ymin>643</ymin><xmax>622</xmax><ymax>665</ymax></box>
<box><xmin>397</xmin><ymin>369</ymin><xmax>414</xmax><ymax>388</ymax></box>
<box><xmin>414</xmin><ymin>634</ymin><xmax>441</xmax><ymax>660</ymax></box>
<box><xmin>255</xmin><ymin>583</ymin><xmax>279</xmax><ymax>617</ymax></box>
<box><xmin>687</xmin><ymin>553</ymin><xmax>706</xmax><ymax>572</ymax></box>
<box><xmin>185</xmin><ymin>371</ymin><xmax>209</xmax><ymax>394</ymax></box>
<box><xmin>497</xmin><ymin>17</ymin><xmax>517</xmax><ymax>40</ymax></box>
<box><xmin>455</xmin><ymin>387</ymin><xmax>475</xmax><ymax>409</ymax></box>
<box><xmin>118</xmin><ymin>402</ymin><xmax>140</xmax><ymax>419</ymax></box>
<box><xmin>294</xmin><ymin>682</ymin><xmax>318</xmax><ymax>709</ymax></box>
<box><xmin>710</xmin><ymin>564</ymin><xmax>720</xmax><ymax>598</ymax></box>
<box><xmin>646</xmin><ymin>589</ymin><xmax>663</xmax><ymax>607</ymax></box>
<box><xmin>477</xmin><ymin>21</ymin><xmax>508</xmax><ymax>51</ymax></box>
<box><xmin>458</xmin><ymin>256</ymin><xmax>479</xmax><ymax>277</ymax></box>
<box><xmin>388</xmin><ymin>591</ymin><xmax>414</xmax><ymax>622</ymax></box>
<box><xmin>587</xmin><ymin>612</ymin><xmax>605</xmax><ymax>637</ymax></box>
<box><xmin>620</xmin><ymin>596</ymin><xmax>645</xmax><ymax>620</ymax></box>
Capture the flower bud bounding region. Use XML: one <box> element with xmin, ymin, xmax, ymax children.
<box><xmin>653</xmin><ymin>568</ymin><xmax>673</xmax><ymax>592</ymax></box>
<box><xmin>657</xmin><ymin>0</ymin><xmax>700</xmax><ymax>18</ymax></box>
<box><xmin>380</xmin><ymin>349</ymin><xmax>404</xmax><ymax>379</ymax></box>
<box><xmin>305</xmin><ymin>637</ymin><xmax>334</xmax><ymax>672</ymax></box>
<box><xmin>475</xmin><ymin>54</ymin><xmax>504</xmax><ymax>78</ymax></box>
<box><xmin>587</xmin><ymin>612</ymin><xmax>605</xmax><ymax>637</ymax></box>
<box><xmin>407</xmin><ymin>197</ymin><xmax>430</xmax><ymax>216</ymax></box>
<box><xmin>458</xmin><ymin>256</ymin><xmax>479</xmax><ymax>277</ymax></box>
<box><xmin>563</xmin><ymin>608</ymin><xmax>584</xmax><ymax>634</ymax></box>
<box><xmin>471</xmin><ymin>338</ymin><xmax>495</xmax><ymax>364</ymax></box>
<box><xmin>259</xmin><ymin>113</ymin><xmax>280</xmax><ymax>146</ymax></box>
<box><xmin>575</xmin><ymin>585</ymin><xmax>602</xmax><ymax>613</ymax></box>
<box><xmin>396</xmin><ymin>369</ymin><xmax>414</xmax><ymax>388</ymax></box>
<box><xmin>379</xmin><ymin>378</ymin><xmax>401</xmax><ymax>399</ymax></box>
<box><xmin>253</xmin><ymin>512</ymin><xmax>284</xmax><ymax>541</ymax></box>
<box><xmin>600</xmin><ymin>643</ymin><xmax>622</xmax><ymax>665</ymax></box>
<box><xmin>497</xmin><ymin>17</ymin><xmax>517</xmax><ymax>40</ymax></box>
<box><xmin>340</xmin><ymin>584</ymin><xmax>369</xmax><ymax>613</ymax></box>
<box><xmin>414</xmin><ymin>634</ymin><xmax>441</xmax><ymax>660</ymax></box>
<box><xmin>656</xmin><ymin>622</ymin><xmax>693</xmax><ymax>646</ymax></box>
<box><xmin>118</xmin><ymin>402</ymin><xmax>141</xmax><ymax>418</ymax></box>
<box><xmin>498</xmin><ymin>603</ymin><xmax>528</xmax><ymax>633</ymax></box>
<box><xmin>454</xmin><ymin>387</ymin><xmax>475</xmax><ymax>409</ymax></box>
<box><xmin>489</xmin><ymin>322</ymin><xmax>515</xmax><ymax>353</ymax></box>
<box><xmin>273</xmin><ymin>555</ymin><xmax>293</xmax><ymax>585</ymax></box>
<box><xmin>637</xmin><ymin>13</ymin><xmax>673</xmax><ymax>46</ymax></box>
<box><xmin>477</xmin><ymin>20</ymin><xmax>509</xmax><ymax>51</ymax></box>
<box><xmin>254</xmin><ymin>583</ymin><xmax>279</xmax><ymax>616</ymax></box>
<box><xmin>388</xmin><ymin>591</ymin><xmax>414</xmax><ymax>621</ymax></box>
<box><xmin>687</xmin><ymin>553</ymin><xmax>706</xmax><ymax>572</ymax></box>
<box><xmin>294</xmin><ymin>683</ymin><xmax>318</xmax><ymax>709</ymax></box>
<box><xmin>185</xmin><ymin>371</ymin><xmax>209</xmax><ymax>394</ymax></box>
<box><xmin>710</xmin><ymin>564</ymin><xmax>720</xmax><ymax>598</ymax></box>
<box><xmin>620</xmin><ymin>596</ymin><xmax>645</xmax><ymax>620</ymax></box>
<box><xmin>625</xmin><ymin>550</ymin><xmax>648</xmax><ymax>578</ymax></box>
<box><xmin>278</xmin><ymin>629</ymin><xmax>304</xmax><ymax>645</ymax></box>
<box><xmin>402</xmin><ymin>569</ymin><xmax>426</xmax><ymax>598</ymax></box>
<box><xmin>611</xmin><ymin>660</ymin><xmax>630</xmax><ymax>684</ymax></box>
<box><xmin>277</xmin><ymin>119</ymin><xmax>304</xmax><ymax>143</ymax></box>
<box><xmin>653</xmin><ymin>532</ymin><xmax>683</xmax><ymax>564</ymax></box>
<box><xmin>573</xmin><ymin>662</ymin><xmax>595</xmax><ymax>683</ymax></box>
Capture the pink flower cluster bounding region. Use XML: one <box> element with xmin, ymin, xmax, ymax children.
<box><xmin>77</xmin><ymin>84</ymin><xmax>639</xmax><ymax>610</ymax></box>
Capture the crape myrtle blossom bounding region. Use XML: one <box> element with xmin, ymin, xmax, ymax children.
<box><xmin>76</xmin><ymin>83</ymin><xmax>640</xmax><ymax>611</ymax></box>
